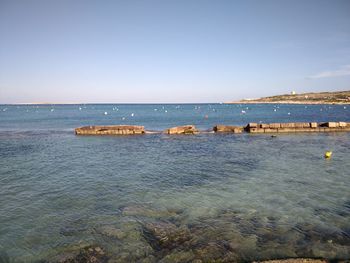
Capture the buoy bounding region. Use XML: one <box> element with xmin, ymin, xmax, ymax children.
<box><xmin>104</xmin><ymin>112</ymin><xmax>108</xmax><ymax>115</ymax></box>
<box><xmin>131</xmin><ymin>113</ymin><xmax>134</xmax><ymax>117</ymax></box>
<box><xmin>324</xmin><ymin>151</ymin><xmax>332</xmax><ymax>159</ymax></box>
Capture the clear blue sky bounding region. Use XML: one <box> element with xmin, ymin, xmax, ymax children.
<box><xmin>1</xmin><ymin>0</ymin><xmax>350</xmax><ymax>103</ymax></box>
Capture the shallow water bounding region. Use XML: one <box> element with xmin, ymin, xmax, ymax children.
<box><xmin>0</xmin><ymin>104</ymin><xmax>349</xmax><ymax>262</ymax></box>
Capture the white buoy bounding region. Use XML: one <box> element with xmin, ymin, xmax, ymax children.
<box><xmin>104</xmin><ymin>111</ymin><xmax>108</xmax><ymax>115</ymax></box>
<box><xmin>344</xmin><ymin>106</ymin><xmax>347</xmax><ymax>109</ymax></box>
<box><xmin>131</xmin><ymin>113</ymin><xmax>134</xmax><ymax>117</ymax></box>
<box><xmin>165</xmin><ymin>110</ymin><xmax>168</xmax><ymax>113</ymax></box>
<box><xmin>287</xmin><ymin>112</ymin><xmax>291</xmax><ymax>115</ymax></box>
<box><xmin>79</xmin><ymin>107</ymin><xmax>82</xmax><ymax>110</ymax></box>
<box><xmin>51</xmin><ymin>109</ymin><xmax>54</xmax><ymax>112</ymax></box>
<box><xmin>273</xmin><ymin>109</ymin><xmax>277</xmax><ymax>112</ymax></box>
<box><xmin>241</xmin><ymin>110</ymin><xmax>246</xmax><ymax>114</ymax></box>
<box><xmin>122</xmin><ymin>117</ymin><xmax>125</xmax><ymax>120</ymax></box>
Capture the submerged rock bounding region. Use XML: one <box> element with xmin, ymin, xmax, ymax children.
<box><xmin>96</xmin><ymin>225</ymin><xmax>127</xmax><ymax>239</ymax></box>
<box><xmin>58</xmin><ymin>246</ymin><xmax>108</xmax><ymax>263</ymax></box>
<box><xmin>255</xmin><ymin>259</ymin><xmax>327</xmax><ymax>263</ymax></box>
<box><xmin>142</xmin><ymin>221</ymin><xmax>192</xmax><ymax>250</ymax></box>
<box><xmin>120</xmin><ymin>205</ymin><xmax>182</xmax><ymax>219</ymax></box>
<box><xmin>159</xmin><ymin>250</ymin><xmax>196</xmax><ymax>263</ymax></box>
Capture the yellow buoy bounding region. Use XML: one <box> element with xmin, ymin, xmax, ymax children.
<box><xmin>324</xmin><ymin>151</ymin><xmax>332</xmax><ymax>159</ymax></box>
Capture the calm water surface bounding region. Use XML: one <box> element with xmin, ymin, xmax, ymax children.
<box><xmin>0</xmin><ymin>104</ymin><xmax>349</xmax><ymax>262</ymax></box>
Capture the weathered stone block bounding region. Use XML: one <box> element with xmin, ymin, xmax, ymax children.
<box><xmin>293</xmin><ymin>123</ymin><xmax>309</xmax><ymax>128</ymax></box>
<box><xmin>260</xmin><ymin>124</ymin><xmax>269</xmax><ymax>128</ymax></box>
<box><xmin>248</xmin><ymin>128</ymin><xmax>265</xmax><ymax>133</ymax></box>
<box><xmin>269</xmin><ymin>123</ymin><xmax>281</xmax><ymax>129</ymax></box>
<box><xmin>75</xmin><ymin>125</ymin><xmax>145</xmax><ymax>135</ymax></box>
<box><xmin>214</xmin><ymin>125</ymin><xmax>243</xmax><ymax>133</ymax></box>
<box><xmin>277</xmin><ymin>128</ymin><xmax>296</xmax><ymax>133</ymax></box>
<box><xmin>326</xmin><ymin>122</ymin><xmax>338</xmax><ymax>128</ymax></box>
<box><xmin>293</xmin><ymin>128</ymin><xmax>314</xmax><ymax>132</ymax></box>
<box><xmin>280</xmin><ymin>123</ymin><xmax>295</xmax><ymax>128</ymax></box>
<box><xmin>247</xmin><ymin>123</ymin><xmax>258</xmax><ymax>128</ymax></box>
<box><xmin>165</xmin><ymin>125</ymin><xmax>198</xmax><ymax>134</ymax></box>
<box><xmin>264</xmin><ymin>128</ymin><xmax>278</xmax><ymax>133</ymax></box>
<box><xmin>310</xmin><ymin>122</ymin><xmax>318</xmax><ymax>128</ymax></box>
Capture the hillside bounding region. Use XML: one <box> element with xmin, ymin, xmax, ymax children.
<box><xmin>228</xmin><ymin>90</ymin><xmax>350</xmax><ymax>104</ymax></box>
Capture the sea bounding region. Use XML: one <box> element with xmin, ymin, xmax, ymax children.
<box><xmin>0</xmin><ymin>103</ymin><xmax>349</xmax><ymax>262</ymax></box>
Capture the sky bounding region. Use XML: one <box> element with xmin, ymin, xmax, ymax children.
<box><xmin>0</xmin><ymin>0</ymin><xmax>350</xmax><ymax>103</ymax></box>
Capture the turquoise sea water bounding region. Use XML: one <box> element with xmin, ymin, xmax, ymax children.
<box><xmin>0</xmin><ymin>104</ymin><xmax>350</xmax><ymax>262</ymax></box>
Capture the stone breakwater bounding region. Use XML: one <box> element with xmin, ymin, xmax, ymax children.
<box><xmin>245</xmin><ymin>121</ymin><xmax>350</xmax><ymax>133</ymax></box>
<box><xmin>75</xmin><ymin>122</ymin><xmax>350</xmax><ymax>135</ymax></box>
<box><xmin>75</xmin><ymin>125</ymin><xmax>145</xmax><ymax>135</ymax></box>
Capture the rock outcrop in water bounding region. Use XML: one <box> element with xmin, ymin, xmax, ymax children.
<box><xmin>75</xmin><ymin>125</ymin><xmax>145</xmax><ymax>135</ymax></box>
<box><xmin>164</xmin><ymin>125</ymin><xmax>198</xmax><ymax>134</ymax></box>
<box><xmin>213</xmin><ymin>125</ymin><xmax>243</xmax><ymax>133</ymax></box>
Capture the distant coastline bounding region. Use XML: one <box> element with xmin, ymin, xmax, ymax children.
<box><xmin>226</xmin><ymin>90</ymin><xmax>350</xmax><ymax>105</ymax></box>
